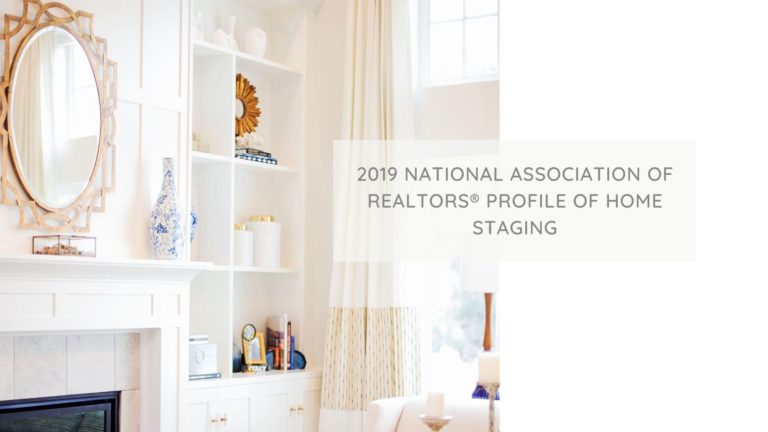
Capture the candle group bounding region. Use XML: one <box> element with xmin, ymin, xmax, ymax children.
<box><xmin>426</xmin><ymin>392</ymin><xmax>445</xmax><ymax>418</ymax></box>
<box><xmin>478</xmin><ymin>352</ymin><xmax>500</xmax><ymax>385</ymax></box>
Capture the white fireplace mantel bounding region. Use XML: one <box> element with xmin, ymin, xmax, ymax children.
<box><xmin>0</xmin><ymin>255</ymin><xmax>210</xmax><ymax>431</ymax></box>
<box><xmin>0</xmin><ymin>255</ymin><xmax>211</xmax><ymax>281</ymax></box>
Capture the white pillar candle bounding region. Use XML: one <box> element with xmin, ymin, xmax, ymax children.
<box><xmin>246</xmin><ymin>215</ymin><xmax>281</xmax><ymax>268</ymax></box>
<box><xmin>233</xmin><ymin>224</ymin><xmax>254</xmax><ymax>266</ymax></box>
<box><xmin>478</xmin><ymin>352</ymin><xmax>500</xmax><ymax>385</ymax></box>
<box><xmin>426</xmin><ymin>392</ymin><xmax>445</xmax><ymax>418</ymax></box>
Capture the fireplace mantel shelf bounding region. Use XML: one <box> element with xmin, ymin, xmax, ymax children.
<box><xmin>0</xmin><ymin>255</ymin><xmax>212</xmax><ymax>281</ymax></box>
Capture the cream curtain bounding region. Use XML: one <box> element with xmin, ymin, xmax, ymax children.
<box><xmin>319</xmin><ymin>0</ymin><xmax>418</xmax><ymax>430</ymax></box>
<box><xmin>15</xmin><ymin>35</ymin><xmax>55</xmax><ymax>196</ymax></box>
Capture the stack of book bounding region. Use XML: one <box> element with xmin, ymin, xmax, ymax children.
<box><xmin>235</xmin><ymin>147</ymin><xmax>278</xmax><ymax>165</ymax></box>
<box><xmin>266</xmin><ymin>315</ymin><xmax>295</xmax><ymax>371</ymax></box>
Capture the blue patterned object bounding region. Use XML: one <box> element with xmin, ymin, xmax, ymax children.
<box><xmin>472</xmin><ymin>383</ymin><xmax>500</xmax><ymax>400</ymax></box>
<box><xmin>234</xmin><ymin>153</ymin><xmax>278</xmax><ymax>165</ymax></box>
<box><xmin>150</xmin><ymin>158</ymin><xmax>185</xmax><ymax>259</ymax></box>
<box><xmin>190</xmin><ymin>207</ymin><xmax>199</xmax><ymax>242</ymax></box>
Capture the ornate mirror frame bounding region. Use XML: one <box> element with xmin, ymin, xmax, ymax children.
<box><xmin>235</xmin><ymin>73</ymin><xmax>260</xmax><ymax>137</ymax></box>
<box><xmin>0</xmin><ymin>0</ymin><xmax>116</xmax><ymax>232</ymax></box>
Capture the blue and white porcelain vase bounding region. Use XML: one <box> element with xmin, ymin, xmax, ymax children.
<box><xmin>150</xmin><ymin>158</ymin><xmax>184</xmax><ymax>259</ymax></box>
<box><xmin>190</xmin><ymin>207</ymin><xmax>199</xmax><ymax>242</ymax></box>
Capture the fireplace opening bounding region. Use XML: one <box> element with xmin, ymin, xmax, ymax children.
<box><xmin>0</xmin><ymin>391</ymin><xmax>119</xmax><ymax>432</ymax></box>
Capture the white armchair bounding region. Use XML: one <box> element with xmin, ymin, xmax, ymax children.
<box><xmin>365</xmin><ymin>396</ymin><xmax>499</xmax><ymax>432</ymax></box>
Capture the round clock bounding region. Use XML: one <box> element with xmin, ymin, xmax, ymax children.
<box><xmin>241</xmin><ymin>323</ymin><xmax>256</xmax><ymax>341</ymax></box>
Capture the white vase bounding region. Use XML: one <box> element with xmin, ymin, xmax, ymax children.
<box><xmin>212</xmin><ymin>15</ymin><xmax>238</xmax><ymax>50</ymax></box>
<box><xmin>245</xmin><ymin>27</ymin><xmax>267</xmax><ymax>58</ymax></box>
<box><xmin>150</xmin><ymin>158</ymin><xmax>185</xmax><ymax>259</ymax></box>
<box><xmin>226</xmin><ymin>15</ymin><xmax>238</xmax><ymax>50</ymax></box>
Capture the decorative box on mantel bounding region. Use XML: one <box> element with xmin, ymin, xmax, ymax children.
<box><xmin>33</xmin><ymin>235</ymin><xmax>96</xmax><ymax>257</ymax></box>
<box><xmin>0</xmin><ymin>255</ymin><xmax>212</xmax><ymax>432</ymax></box>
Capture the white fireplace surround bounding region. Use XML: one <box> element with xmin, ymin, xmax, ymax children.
<box><xmin>0</xmin><ymin>255</ymin><xmax>209</xmax><ymax>431</ymax></box>
<box><xmin>0</xmin><ymin>332</ymin><xmax>141</xmax><ymax>430</ymax></box>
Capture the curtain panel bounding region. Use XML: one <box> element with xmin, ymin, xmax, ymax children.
<box><xmin>319</xmin><ymin>0</ymin><xmax>418</xmax><ymax>430</ymax></box>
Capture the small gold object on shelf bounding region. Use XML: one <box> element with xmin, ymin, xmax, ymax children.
<box><xmin>33</xmin><ymin>235</ymin><xmax>96</xmax><ymax>257</ymax></box>
<box><xmin>419</xmin><ymin>415</ymin><xmax>452</xmax><ymax>431</ymax></box>
<box><xmin>241</xmin><ymin>323</ymin><xmax>267</xmax><ymax>372</ymax></box>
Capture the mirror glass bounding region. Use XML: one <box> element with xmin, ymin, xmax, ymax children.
<box><xmin>10</xmin><ymin>26</ymin><xmax>100</xmax><ymax>209</ymax></box>
<box><xmin>236</xmin><ymin>99</ymin><xmax>245</xmax><ymax>118</ymax></box>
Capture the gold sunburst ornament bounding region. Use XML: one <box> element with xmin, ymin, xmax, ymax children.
<box><xmin>235</xmin><ymin>73</ymin><xmax>261</xmax><ymax>137</ymax></box>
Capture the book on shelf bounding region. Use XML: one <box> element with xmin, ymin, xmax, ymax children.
<box><xmin>289</xmin><ymin>335</ymin><xmax>296</xmax><ymax>370</ymax></box>
<box><xmin>266</xmin><ymin>314</ymin><xmax>288</xmax><ymax>370</ymax></box>
<box><xmin>235</xmin><ymin>147</ymin><xmax>272</xmax><ymax>158</ymax></box>
<box><xmin>189</xmin><ymin>372</ymin><xmax>221</xmax><ymax>381</ymax></box>
<box><xmin>287</xmin><ymin>321</ymin><xmax>292</xmax><ymax>370</ymax></box>
<box><xmin>235</xmin><ymin>152</ymin><xmax>278</xmax><ymax>165</ymax></box>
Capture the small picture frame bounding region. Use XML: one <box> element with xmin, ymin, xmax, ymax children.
<box><xmin>243</xmin><ymin>331</ymin><xmax>266</xmax><ymax>366</ymax></box>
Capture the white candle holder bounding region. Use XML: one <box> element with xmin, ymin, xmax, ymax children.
<box><xmin>419</xmin><ymin>415</ymin><xmax>453</xmax><ymax>431</ymax></box>
<box><xmin>481</xmin><ymin>383</ymin><xmax>499</xmax><ymax>432</ymax></box>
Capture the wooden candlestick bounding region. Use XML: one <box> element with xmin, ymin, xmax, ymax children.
<box><xmin>483</xmin><ymin>292</ymin><xmax>493</xmax><ymax>351</ymax></box>
<box><xmin>420</xmin><ymin>415</ymin><xmax>453</xmax><ymax>431</ymax></box>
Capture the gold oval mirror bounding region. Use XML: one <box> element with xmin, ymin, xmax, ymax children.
<box><xmin>9</xmin><ymin>26</ymin><xmax>101</xmax><ymax>210</ymax></box>
<box><xmin>0</xmin><ymin>1</ymin><xmax>117</xmax><ymax>232</ymax></box>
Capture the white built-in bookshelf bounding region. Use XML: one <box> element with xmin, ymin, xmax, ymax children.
<box><xmin>186</xmin><ymin>0</ymin><xmax>309</xmax><ymax>383</ymax></box>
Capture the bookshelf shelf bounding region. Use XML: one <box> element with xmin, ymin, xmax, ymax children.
<box><xmin>232</xmin><ymin>265</ymin><xmax>298</xmax><ymax>274</ymax></box>
<box><xmin>193</xmin><ymin>40</ymin><xmax>300</xmax><ymax>77</ymax></box>
<box><xmin>198</xmin><ymin>264</ymin><xmax>231</xmax><ymax>272</ymax></box>
<box><xmin>233</xmin><ymin>156</ymin><xmax>298</xmax><ymax>174</ymax></box>
<box><xmin>192</xmin><ymin>151</ymin><xmax>299</xmax><ymax>174</ymax></box>
<box><xmin>186</xmin><ymin>1</ymin><xmax>319</xmax><ymax>428</ymax></box>
<box><xmin>191</xmin><ymin>151</ymin><xmax>231</xmax><ymax>165</ymax></box>
<box><xmin>188</xmin><ymin>369</ymin><xmax>322</xmax><ymax>390</ymax></box>
<box><xmin>188</xmin><ymin>0</ymin><xmax>309</xmax><ymax>390</ymax></box>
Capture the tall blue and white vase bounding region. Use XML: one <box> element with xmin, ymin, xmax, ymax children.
<box><xmin>190</xmin><ymin>207</ymin><xmax>199</xmax><ymax>242</ymax></box>
<box><xmin>150</xmin><ymin>158</ymin><xmax>184</xmax><ymax>259</ymax></box>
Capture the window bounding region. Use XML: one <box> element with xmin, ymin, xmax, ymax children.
<box><xmin>411</xmin><ymin>259</ymin><xmax>497</xmax><ymax>397</ymax></box>
<box><xmin>421</xmin><ymin>0</ymin><xmax>499</xmax><ymax>84</ymax></box>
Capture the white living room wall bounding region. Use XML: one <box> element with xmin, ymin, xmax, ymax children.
<box><xmin>304</xmin><ymin>0</ymin><xmax>347</xmax><ymax>366</ymax></box>
<box><xmin>415</xmin><ymin>80</ymin><xmax>500</xmax><ymax>140</ymax></box>
<box><xmin>0</xmin><ymin>0</ymin><xmax>189</xmax><ymax>259</ymax></box>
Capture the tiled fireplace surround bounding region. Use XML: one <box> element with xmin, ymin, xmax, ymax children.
<box><xmin>0</xmin><ymin>333</ymin><xmax>141</xmax><ymax>431</ymax></box>
<box><xmin>0</xmin><ymin>257</ymin><xmax>208</xmax><ymax>432</ymax></box>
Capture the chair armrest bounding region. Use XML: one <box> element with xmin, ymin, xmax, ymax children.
<box><xmin>365</xmin><ymin>397</ymin><xmax>408</xmax><ymax>432</ymax></box>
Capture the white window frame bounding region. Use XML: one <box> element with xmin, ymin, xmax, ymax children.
<box><xmin>418</xmin><ymin>0</ymin><xmax>499</xmax><ymax>87</ymax></box>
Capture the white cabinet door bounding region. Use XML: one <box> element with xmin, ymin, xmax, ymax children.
<box><xmin>189</xmin><ymin>374</ymin><xmax>323</xmax><ymax>432</ymax></box>
<box><xmin>252</xmin><ymin>381</ymin><xmax>294</xmax><ymax>431</ymax></box>
<box><xmin>219</xmin><ymin>394</ymin><xmax>251</xmax><ymax>431</ymax></box>
<box><xmin>299</xmin><ymin>388</ymin><xmax>321</xmax><ymax>432</ymax></box>
<box><xmin>188</xmin><ymin>388</ymin><xmax>220</xmax><ymax>432</ymax></box>
<box><xmin>294</xmin><ymin>377</ymin><xmax>322</xmax><ymax>432</ymax></box>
